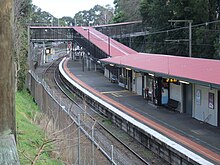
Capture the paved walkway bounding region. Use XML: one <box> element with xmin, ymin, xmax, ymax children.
<box><xmin>65</xmin><ymin>59</ymin><xmax>220</xmax><ymax>164</ymax></box>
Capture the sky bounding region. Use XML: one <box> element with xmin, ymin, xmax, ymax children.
<box><xmin>32</xmin><ymin>0</ymin><xmax>114</xmax><ymax>18</ymax></box>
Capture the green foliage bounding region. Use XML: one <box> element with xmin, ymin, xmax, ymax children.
<box><xmin>139</xmin><ymin>0</ymin><xmax>220</xmax><ymax>58</ymax></box>
<box><xmin>30</xmin><ymin>5</ymin><xmax>55</xmax><ymax>26</ymax></box>
<box><xmin>112</xmin><ymin>11</ymin><xmax>125</xmax><ymax>23</ymax></box>
<box><xmin>112</xmin><ymin>0</ymin><xmax>220</xmax><ymax>59</ymax></box>
<box><xmin>17</xmin><ymin>26</ymin><xmax>28</xmax><ymax>91</ymax></box>
<box><xmin>112</xmin><ymin>0</ymin><xmax>142</xmax><ymax>23</ymax></box>
<box><xmin>15</xmin><ymin>1</ymin><xmax>59</xmax><ymax>91</ymax></box>
<box><xmin>14</xmin><ymin>0</ymin><xmax>32</xmax><ymax>91</ymax></box>
<box><xmin>74</xmin><ymin>5</ymin><xmax>114</xmax><ymax>26</ymax></box>
<box><xmin>59</xmin><ymin>16</ymin><xmax>74</xmax><ymax>26</ymax></box>
<box><xmin>16</xmin><ymin>90</ymin><xmax>63</xmax><ymax>165</ymax></box>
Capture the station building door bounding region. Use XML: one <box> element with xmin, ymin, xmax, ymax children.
<box><xmin>146</xmin><ymin>77</ymin><xmax>161</xmax><ymax>105</ymax></box>
<box><xmin>183</xmin><ymin>84</ymin><xmax>192</xmax><ymax>115</ymax></box>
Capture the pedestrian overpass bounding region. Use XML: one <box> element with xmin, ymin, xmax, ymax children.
<box><xmin>28</xmin><ymin>21</ymin><xmax>140</xmax><ymax>69</ymax></box>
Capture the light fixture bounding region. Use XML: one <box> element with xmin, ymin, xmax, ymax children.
<box><xmin>179</xmin><ymin>80</ymin><xmax>190</xmax><ymax>84</ymax></box>
<box><xmin>148</xmin><ymin>73</ymin><xmax>154</xmax><ymax>77</ymax></box>
<box><xmin>45</xmin><ymin>48</ymin><xmax>51</xmax><ymax>55</ymax></box>
<box><xmin>110</xmin><ymin>64</ymin><xmax>114</xmax><ymax>66</ymax></box>
<box><xmin>126</xmin><ymin>67</ymin><xmax>132</xmax><ymax>70</ymax></box>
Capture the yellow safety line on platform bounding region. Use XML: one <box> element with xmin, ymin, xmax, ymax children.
<box><xmin>111</xmin><ymin>93</ymin><xmax>122</xmax><ymax>97</ymax></box>
<box><xmin>100</xmin><ymin>90</ymin><xmax>127</xmax><ymax>94</ymax></box>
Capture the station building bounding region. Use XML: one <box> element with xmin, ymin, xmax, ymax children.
<box><xmin>101</xmin><ymin>53</ymin><xmax>220</xmax><ymax>127</ymax></box>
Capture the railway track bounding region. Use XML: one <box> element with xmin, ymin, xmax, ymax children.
<box><xmin>54</xmin><ymin>63</ymin><xmax>152</xmax><ymax>165</ymax></box>
<box><xmin>41</xmin><ymin>57</ymin><xmax>160</xmax><ymax>164</ymax></box>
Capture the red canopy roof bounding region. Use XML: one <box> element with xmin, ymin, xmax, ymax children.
<box><xmin>101</xmin><ymin>53</ymin><xmax>220</xmax><ymax>86</ymax></box>
<box><xmin>73</xmin><ymin>27</ymin><xmax>137</xmax><ymax>57</ymax></box>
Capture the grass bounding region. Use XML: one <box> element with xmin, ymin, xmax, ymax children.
<box><xmin>16</xmin><ymin>90</ymin><xmax>63</xmax><ymax>165</ymax></box>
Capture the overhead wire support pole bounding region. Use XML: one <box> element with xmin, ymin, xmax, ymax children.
<box><xmin>168</xmin><ymin>20</ymin><xmax>193</xmax><ymax>57</ymax></box>
<box><xmin>189</xmin><ymin>21</ymin><xmax>192</xmax><ymax>57</ymax></box>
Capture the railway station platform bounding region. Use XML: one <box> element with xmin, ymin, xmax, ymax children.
<box><xmin>63</xmin><ymin>58</ymin><xmax>220</xmax><ymax>164</ymax></box>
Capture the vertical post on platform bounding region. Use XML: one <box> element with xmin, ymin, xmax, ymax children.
<box><xmin>83</xmin><ymin>28</ymin><xmax>90</xmax><ymax>71</ymax></box>
<box><xmin>109</xmin><ymin>65</ymin><xmax>111</xmax><ymax>80</ymax></box>
<box><xmin>82</xmin><ymin>55</ymin><xmax>84</xmax><ymax>72</ymax></box>
<box><xmin>43</xmin><ymin>42</ymin><xmax>46</xmax><ymax>64</ymax></box>
<box><xmin>86</xmin><ymin>28</ymin><xmax>90</xmax><ymax>51</ymax></box>
<box><xmin>71</xmin><ymin>41</ymin><xmax>74</xmax><ymax>60</ymax></box>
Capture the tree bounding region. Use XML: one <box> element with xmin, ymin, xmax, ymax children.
<box><xmin>14</xmin><ymin>0</ymin><xmax>32</xmax><ymax>91</ymax></box>
<box><xmin>74</xmin><ymin>5</ymin><xmax>114</xmax><ymax>26</ymax></box>
<box><xmin>30</xmin><ymin>6</ymin><xmax>55</xmax><ymax>26</ymax></box>
<box><xmin>0</xmin><ymin>0</ymin><xmax>15</xmax><ymax>136</ymax></box>
<box><xmin>139</xmin><ymin>0</ymin><xmax>220</xmax><ymax>58</ymax></box>
<box><xmin>15</xmin><ymin>2</ymin><xmax>60</xmax><ymax>91</ymax></box>
<box><xmin>112</xmin><ymin>0</ymin><xmax>142</xmax><ymax>23</ymax></box>
<box><xmin>59</xmin><ymin>16</ymin><xmax>74</xmax><ymax>26</ymax></box>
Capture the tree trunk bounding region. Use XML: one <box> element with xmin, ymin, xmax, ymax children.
<box><xmin>0</xmin><ymin>0</ymin><xmax>15</xmax><ymax>136</ymax></box>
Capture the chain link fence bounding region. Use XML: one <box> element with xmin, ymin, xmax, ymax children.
<box><xmin>28</xmin><ymin>70</ymin><xmax>145</xmax><ymax>165</ymax></box>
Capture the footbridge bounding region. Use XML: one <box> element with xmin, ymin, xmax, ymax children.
<box><xmin>29</xmin><ymin>25</ymin><xmax>138</xmax><ymax>70</ymax></box>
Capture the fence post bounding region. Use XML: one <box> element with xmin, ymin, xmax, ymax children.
<box><xmin>111</xmin><ymin>145</ymin><xmax>114</xmax><ymax>165</ymax></box>
<box><xmin>78</xmin><ymin>114</ymin><xmax>81</xmax><ymax>165</ymax></box>
<box><xmin>91</xmin><ymin>121</ymin><xmax>96</xmax><ymax>165</ymax></box>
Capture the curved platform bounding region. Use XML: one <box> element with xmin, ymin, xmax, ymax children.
<box><xmin>59</xmin><ymin>57</ymin><xmax>220</xmax><ymax>165</ymax></box>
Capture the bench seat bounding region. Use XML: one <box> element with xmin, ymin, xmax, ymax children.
<box><xmin>164</xmin><ymin>99</ymin><xmax>179</xmax><ymax>111</ymax></box>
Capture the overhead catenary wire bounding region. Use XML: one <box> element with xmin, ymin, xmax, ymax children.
<box><xmin>30</xmin><ymin>19</ymin><xmax>220</xmax><ymax>43</ymax></box>
<box><xmin>132</xmin><ymin>19</ymin><xmax>220</xmax><ymax>36</ymax></box>
<box><xmin>30</xmin><ymin>19</ymin><xmax>220</xmax><ymax>58</ymax></box>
